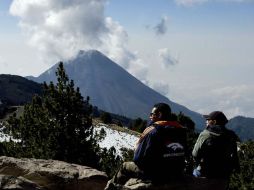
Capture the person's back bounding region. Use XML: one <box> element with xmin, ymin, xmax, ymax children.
<box><xmin>134</xmin><ymin>120</ymin><xmax>187</xmax><ymax>183</ymax></box>
<box><xmin>197</xmin><ymin>126</ymin><xmax>238</xmax><ymax>178</ymax></box>
<box><xmin>192</xmin><ymin>111</ymin><xmax>239</xmax><ymax>184</ymax></box>
<box><xmin>105</xmin><ymin>103</ymin><xmax>188</xmax><ymax>190</ymax></box>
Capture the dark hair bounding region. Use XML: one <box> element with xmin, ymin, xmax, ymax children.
<box><xmin>153</xmin><ymin>103</ymin><xmax>171</xmax><ymax>120</ymax></box>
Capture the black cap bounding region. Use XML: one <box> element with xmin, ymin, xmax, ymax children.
<box><xmin>203</xmin><ymin>111</ymin><xmax>228</xmax><ymax>125</ymax></box>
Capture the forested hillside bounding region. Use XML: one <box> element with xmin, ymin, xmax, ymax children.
<box><xmin>227</xmin><ymin>116</ymin><xmax>254</xmax><ymax>141</ymax></box>
<box><xmin>0</xmin><ymin>74</ymin><xmax>43</xmax><ymax>105</ymax></box>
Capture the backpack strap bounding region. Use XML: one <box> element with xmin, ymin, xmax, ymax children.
<box><xmin>154</xmin><ymin>121</ymin><xmax>183</xmax><ymax>128</ymax></box>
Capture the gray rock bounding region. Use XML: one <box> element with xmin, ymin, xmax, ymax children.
<box><xmin>0</xmin><ymin>175</ymin><xmax>44</xmax><ymax>190</ymax></box>
<box><xmin>0</xmin><ymin>156</ymin><xmax>108</xmax><ymax>190</ymax></box>
<box><xmin>105</xmin><ymin>176</ymin><xmax>228</xmax><ymax>190</ymax></box>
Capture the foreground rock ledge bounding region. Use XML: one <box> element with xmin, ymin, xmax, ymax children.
<box><xmin>0</xmin><ymin>156</ymin><xmax>108</xmax><ymax>190</ymax></box>
<box><xmin>106</xmin><ymin>176</ymin><xmax>228</xmax><ymax>190</ymax></box>
<box><xmin>122</xmin><ymin>177</ymin><xmax>228</xmax><ymax>190</ymax></box>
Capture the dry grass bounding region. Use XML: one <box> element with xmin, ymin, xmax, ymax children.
<box><xmin>92</xmin><ymin>118</ymin><xmax>140</xmax><ymax>137</ymax></box>
<box><xmin>0</xmin><ymin>106</ymin><xmax>24</xmax><ymax>122</ymax></box>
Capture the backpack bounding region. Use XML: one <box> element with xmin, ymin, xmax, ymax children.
<box><xmin>163</xmin><ymin>142</ymin><xmax>185</xmax><ymax>158</ymax></box>
<box><xmin>134</xmin><ymin>123</ymin><xmax>187</xmax><ymax>182</ymax></box>
<box><xmin>158</xmin><ymin>125</ymin><xmax>187</xmax><ymax>176</ymax></box>
<box><xmin>200</xmin><ymin>130</ymin><xmax>237</xmax><ymax>178</ymax></box>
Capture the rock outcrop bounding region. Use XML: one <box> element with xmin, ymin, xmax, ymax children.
<box><xmin>106</xmin><ymin>177</ymin><xmax>228</xmax><ymax>190</ymax></box>
<box><xmin>0</xmin><ymin>175</ymin><xmax>43</xmax><ymax>190</ymax></box>
<box><xmin>0</xmin><ymin>156</ymin><xmax>108</xmax><ymax>190</ymax></box>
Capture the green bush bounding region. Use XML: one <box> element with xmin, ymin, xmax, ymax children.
<box><xmin>229</xmin><ymin>141</ymin><xmax>254</xmax><ymax>190</ymax></box>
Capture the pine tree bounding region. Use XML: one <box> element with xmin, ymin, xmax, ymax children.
<box><xmin>229</xmin><ymin>140</ymin><xmax>254</xmax><ymax>190</ymax></box>
<box><xmin>4</xmin><ymin>62</ymin><xmax>100</xmax><ymax>167</ymax></box>
<box><xmin>129</xmin><ymin>118</ymin><xmax>147</xmax><ymax>133</ymax></box>
<box><xmin>100</xmin><ymin>111</ymin><xmax>112</xmax><ymax>124</ymax></box>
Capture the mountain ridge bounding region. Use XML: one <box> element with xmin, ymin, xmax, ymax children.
<box><xmin>27</xmin><ymin>50</ymin><xmax>206</xmax><ymax>129</ymax></box>
<box><xmin>227</xmin><ymin>116</ymin><xmax>254</xmax><ymax>141</ymax></box>
<box><xmin>0</xmin><ymin>74</ymin><xmax>43</xmax><ymax>106</ymax></box>
<box><xmin>28</xmin><ymin>50</ymin><xmax>205</xmax><ymax>128</ymax></box>
<box><xmin>0</xmin><ymin>73</ymin><xmax>253</xmax><ymax>140</ymax></box>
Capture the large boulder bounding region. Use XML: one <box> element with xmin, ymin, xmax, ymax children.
<box><xmin>0</xmin><ymin>156</ymin><xmax>108</xmax><ymax>190</ymax></box>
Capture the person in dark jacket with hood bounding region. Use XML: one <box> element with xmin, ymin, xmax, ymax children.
<box><xmin>192</xmin><ymin>111</ymin><xmax>240</xmax><ymax>189</ymax></box>
<box><xmin>105</xmin><ymin>103</ymin><xmax>187</xmax><ymax>189</ymax></box>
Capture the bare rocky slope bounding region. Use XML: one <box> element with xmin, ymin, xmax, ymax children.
<box><xmin>27</xmin><ymin>50</ymin><xmax>205</xmax><ymax>130</ymax></box>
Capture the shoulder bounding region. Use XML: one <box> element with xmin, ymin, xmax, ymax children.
<box><xmin>199</xmin><ymin>129</ymin><xmax>212</xmax><ymax>137</ymax></box>
<box><xmin>141</xmin><ymin>125</ymin><xmax>159</xmax><ymax>140</ymax></box>
<box><xmin>154</xmin><ymin>121</ymin><xmax>185</xmax><ymax>133</ymax></box>
<box><xmin>196</xmin><ymin>129</ymin><xmax>212</xmax><ymax>144</ymax></box>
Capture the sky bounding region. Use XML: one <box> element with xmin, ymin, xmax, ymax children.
<box><xmin>0</xmin><ymin>0</ymin><xmax>254</xmax><ymax>119</ymax></box>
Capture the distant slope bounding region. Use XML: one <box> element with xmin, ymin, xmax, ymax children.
<box><xmin>1</xmin><ymin>73</ymin><xmax>252</xmax><ymax>141</ymax></box>
<box><xmin>227</xmin><ymin>116</ymin><xmax>254</xmax><ymax>141</ymax></box>
<box><xmin>27</xmin><ymin>50</ymin><xmax>205</xmax><ymax>129</ymax></box>
<box><xmin>0</xmin><ymin>74</ymin><xmax>43</xmax><ymax>106</ymax></box>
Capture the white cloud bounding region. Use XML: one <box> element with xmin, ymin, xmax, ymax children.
<box><xmin>0</xmin><ymin>56</ymin><xmax>8</xmax><ymax>73</ymax></box>
<box><xmin>101</xmin><ymin>17</ymin><xmax>134</xmax><ymax>68</ymax></box>
<box><xmin>174</xmin><ymin>84</ymin><xmax>254</xmax><ymax>119</ymax></box>
<box><xmin>210</xmin><ymin>85</ymin><xmax>254</xmax><ymax>117</ymax></box>
<box><xmin>128</xmin><ymin>55</ymin><xmax>149</xmax><ymax>83</ymax></box>
<box><xmin>222</xmin><ymin>0</ymin><xmax>254</xmax><ymax>2</ymax></box>
<box><xmin>0</xmin><ymin>56</ymin><xmax>6</xmax><ymax>65</ymax></box>
<box><xmin>100</xmin><ymin>17</ymin><xmax>148</xmax><ymax>81</ymax></box>
<box><xmin>174</xmin><ymin>0</ymin><xmax>253</xmax><ymax>6</ymax></box>
<box><xmin>150</xmin><ymin>81</ymin><xmax>170</xmax><ymax>96</ymax></box>
<box><xmin>9</xmin><ymin>0</ymin><xmax>148</xmax><ymax>81</ymax></box>
<box><xmin>175</xmin><ymin>0</ymin><xmax>208</xmax><ymax>6</ymax></box>
<box><xmin>158</xmin><ymin>48</ymin><xmax>178</xmax><ymax>68</ymax></box>
<box><xmin>10</xmin><ymin>0</ymin><xmax>107</xmax><ymax>63</ymax></box>
<box><xmin>154</xmin><ymin>16</ymin><xmax>168</xmax><ymax>36</ymax></box>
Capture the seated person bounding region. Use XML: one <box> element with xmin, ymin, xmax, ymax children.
<box><xmin>192</xmin><ymin>111</ymin><xmax>240</xmax><ymax>189</ymax></box>
<box><xmin>105</xmin><ymin>103</ymin><xmax>187</xmax><ymax>189</ymax></box>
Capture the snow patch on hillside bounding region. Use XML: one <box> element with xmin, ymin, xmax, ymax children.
<box><xmin>0</xmin><ymin>121</ymin><xmax>139</xmax><ymax>156</ymax></box>
<box><xmin>94</xmin><ymin>123</ymin><xmax>139</xmax><ymax>156</ymax></box>
<box><xmin>0</xmin><ymin>122</ymin><xmax>20</xmax><ymax>142</ymax></box>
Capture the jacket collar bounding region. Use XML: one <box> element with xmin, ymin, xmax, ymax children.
<box><xmin>206</xmin><ymin>125</ymin><xmax>226</xmax><ymax>134</ymax></box>
<box><xmin>154</xmin><ymin>120</ymin><xmax>183</xmax><ymax>128</ymax></box>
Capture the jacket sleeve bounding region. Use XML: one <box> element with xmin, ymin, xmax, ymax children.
<box><xmin>192</xmin><ymin>131</ymin><xmax>209</xmax><ymax>161</ymax></box>
<box><xmin>133</xmin><ymin>129</ymin><xmax>160</xmax><ymax>169</ymax></box>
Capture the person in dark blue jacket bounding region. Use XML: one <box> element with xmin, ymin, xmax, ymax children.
<box><xmin>134</xmin><ymin>103</ymin><xmax>187</xmax><ymax>182</ymax></box>
<box><xmin>105</xmin><ymin>103</ymin><xmax>187</xmax><ymax>189</ymax></box>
